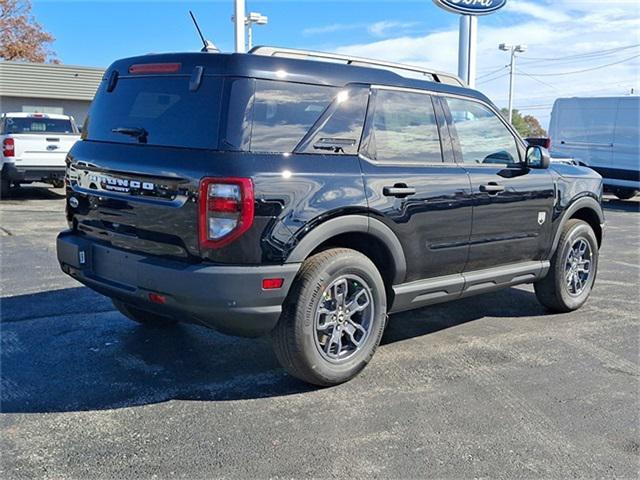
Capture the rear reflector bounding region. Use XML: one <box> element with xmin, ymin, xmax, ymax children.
<box><xmin>2</xmin><ymin>138</ymin><xmax>14</xmax><ymax>157</ymax></box>
<box><xmin>148</xmin><ymin>293</ymin><xmax>167</xmax><ymax>304</ymax></box>
<box><xmin>128</xmin><ymin>62</ymin><xmax>181</xmax><ymax>74</ymax></box>
<box><xmin>262</xmin><ymin>278</ymin><xmax>284</xmax><ymax>290</ymax></box>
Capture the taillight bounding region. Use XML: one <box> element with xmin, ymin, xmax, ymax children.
<box><xmin>2</xmin><ymin>138</ymin><xmax>14</xmax><ymax>157</ymax></box>
<box><xmin>199</xmin><ymin>177</ymin><xmax>254</xmax><ymax>249</ymax></box>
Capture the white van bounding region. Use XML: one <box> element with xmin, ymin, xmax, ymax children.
<box><xmin>548</xmin><ymin>96</ymin><xmax>639</xmax><ymax>199</ymax></box>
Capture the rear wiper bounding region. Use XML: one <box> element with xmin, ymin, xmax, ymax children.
<box><xmin>111</xmin><ymin>127</ymin><xmax>148</xmax><ymax>144</ymax></box>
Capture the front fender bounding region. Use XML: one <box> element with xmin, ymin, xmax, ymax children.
<box><xmin>549</xmin><ymin>195</ymin><xmax>604</xmax><ymax>257</ymax></box>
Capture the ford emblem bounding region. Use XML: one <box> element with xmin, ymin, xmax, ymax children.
<box><xmin>69</xmin><ymin>196</ymin><xmax>79</xmax><ymax>208</ymax></box>
<box><xmin>433</xmin><ymin>0</ymin><xmax>507</xmax><ymax>15</ymax></box>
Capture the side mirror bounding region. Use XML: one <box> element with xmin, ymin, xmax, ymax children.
<box><xmin>526</xmin><ymin>145</ymin><xmax>550</xmax><ymax>169</ymax></box>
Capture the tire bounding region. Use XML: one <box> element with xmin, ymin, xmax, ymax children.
<box><xmin>0</xmin><ymin>176</ymin><xmax>11</xmax><ymax>198</ymax></box>
<box><xmin>534</xmin><ymin>219</ymin><xmax>599</xmax><ymax>312</ymax></box>
<box><xmin>112</xmin><ymin>299</ymin><xmax>177</xmax><ymax>327</ymax></box>
<box><xmin>613</xmin><ymin>188</ymin><xmax>638</xmax><ymax>200</ymax></box>
<box><xmin>272</xmin><ymin>248</ymin><xmax>387</xmax><ymax>386</ymax></box>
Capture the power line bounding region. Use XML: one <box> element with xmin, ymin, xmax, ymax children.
<box><xmin>476</xmin><ymin>72</ymin><xmax>509</xmax><ymax>85</ymax></box>
<box><xmin>478</xmin><ymin>43</ymin><xmax>640</xmax><ymax>72</ymax></box>
<box><xmin>516</xmin><ymin>68</ymin><xmax>558</xmax><ymax>90</ymax></box>
<box><xmin>519</xmin><ymin>43</ymin><xmax>639</xmax><ymax>62</ymax></box>
<box><xmin>476</xmin><ymin>65</ymin><xmax>508</xmax><ymax>80</ymax></box>
<box><xmin>515</xmin><ymin>54</ymin><xmax>640</xmax><ymax>77</ymax></box>
<box><xmin>519</xmin><ymin>50</ymin><xmax>638</xmax><ymax>67</ymax></box>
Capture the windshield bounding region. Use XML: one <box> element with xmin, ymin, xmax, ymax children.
<box><xmin>4</xmin><ymin>117</ymin><xmax>76</xmax><ymax>134</ymax></box>
<box><xmin>85</xmin><ymin>75</ymin><xmax>222</xmax><ymax>149</ymax></box>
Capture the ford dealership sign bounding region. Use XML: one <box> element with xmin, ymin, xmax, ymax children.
<box><xmin>433</xmin><ymin>0</ymin><xmax>507</xmax><ymax>15</ymax></box>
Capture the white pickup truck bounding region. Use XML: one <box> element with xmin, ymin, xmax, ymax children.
<box><xmin>1</xmin><ymin>112</ymin><xmax>81</xmax><ymax>194</ymax></box>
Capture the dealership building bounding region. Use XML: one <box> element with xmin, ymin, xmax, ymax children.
<box><xmin>0</xmin><ymin>61</ymin><xmax>104</xmax><ymax>124</ymax></box>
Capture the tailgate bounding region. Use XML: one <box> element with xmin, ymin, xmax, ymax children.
<box><xmin>67</xmin><ymin>141</ymin><xmax>205</xmax><ymax>260</ymax></box>
<box><xmin>13</xmin><ymin>134</ymin><xmax>79</xmax><ymax>166</ymax></box>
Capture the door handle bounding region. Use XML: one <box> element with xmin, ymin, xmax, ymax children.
<box><xmin>383</xmin><ymin>185</ymin><xmax>416</xmax><ymax>198</ymax></box>
<box><xmin>479</xmin><ymin>183</ymin><xmax>505</xmax><ymax>194</ymax></box>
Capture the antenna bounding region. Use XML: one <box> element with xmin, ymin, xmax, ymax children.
<box><xmin>189</xmin><ymin>10</ymin><xmax>220</xmax><ymax>53</ymax></box>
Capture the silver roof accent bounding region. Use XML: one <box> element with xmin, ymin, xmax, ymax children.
<box><xmin>249</xmin><ymin>46</ymin><xmax>465</xmax><ymax>87</ymax></box>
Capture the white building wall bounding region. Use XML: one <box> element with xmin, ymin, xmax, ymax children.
<box><xmin>0</xmin><ymin>96</ymin><xmax>92</xmax><ymax>124</ymax></box>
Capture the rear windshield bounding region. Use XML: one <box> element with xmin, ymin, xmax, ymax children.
<box><xmin>3</xmin><ymin>117</ymin><xmax>75</xmax><ymax>134</ymax></box>
<box><xmin>84</xmin><ymin>75</ymin><xmax>222</xmax><ymax>149</ymax></box>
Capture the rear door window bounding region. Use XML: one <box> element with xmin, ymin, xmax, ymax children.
<box><xmin>85</xmin><ymin>75</ymin><xmax>222</xmax><ymax>149</ymax></box>
<box><xmin>365</xmin><ymin>89</ymin><xmax>443</xmax><ymax>164</ymax></box>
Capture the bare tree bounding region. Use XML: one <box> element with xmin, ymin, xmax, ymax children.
<box><xmin>0</xmin><ymin>0</ymin><xmax>57</xmax><ymax>63</ymax></box>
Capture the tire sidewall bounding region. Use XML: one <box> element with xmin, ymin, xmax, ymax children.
<box><xmin>614</xmin><ymin>188</ymin><xmax>638</xmax><ymax>200</ymax></box>
<box><xmin>554</xmin><ymin>222</ymin><xmax>598</xmax><ymax>310</ymax></box>
<box><xmin>296</xmin><ymin>252</ymin><xmax>387</xmax><ymax>384</ymax></box>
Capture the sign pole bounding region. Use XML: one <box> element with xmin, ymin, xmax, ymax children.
<box><xmin>434</xmin><ymin>0</ymin><xmax>507</xmax><ymax>87</ymax></box>
<box><xmin>468</xmin><ymin>15</ymin><xmax>477</xmax><ymax>87</ymax></box>
<box><xmin>458</xmin><ymin>15</ymin><xmax>470</xmax><ymax>84</ymax></box>
<box><xmin>457</xmin><ymin>14</ymin><xmax>477</xmax><ymax>87</ymax></box>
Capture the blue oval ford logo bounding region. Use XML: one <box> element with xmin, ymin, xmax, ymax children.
<box><xmin>433</xmin><ymin>0</ymin><xmax>507</xmax><ymax>15</ymax></box>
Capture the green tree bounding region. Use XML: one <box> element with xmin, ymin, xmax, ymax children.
<box><xmin>0</xmin><ymin>0</ymin><xmax>57</xmax><ymax>63</ymax></box>
<box><xmin>500</xmin><ymin>108</ymin><xmax>547</xmax><ymax>138</ymax></box>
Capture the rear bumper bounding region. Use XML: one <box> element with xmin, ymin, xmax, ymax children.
<box><xmin>56</xmin><ymin>231</ymin><xmax>301</xmax><ymax>337</ymax></box>
<box><xmin>2</xmin><ymin>162</ymin><xmax>65</xmax><ymax>182</ymax></box>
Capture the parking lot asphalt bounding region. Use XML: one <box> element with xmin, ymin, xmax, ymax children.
<box><xmin>1</xmin><ymin>184</ymin><xmax>639</xmax><ymax>479</ymax></box>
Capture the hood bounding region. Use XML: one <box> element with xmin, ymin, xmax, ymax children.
<box><xmin>550</xmin><ymin>163</ymin><xmax>602</xmax><ymax>179</ymax></box>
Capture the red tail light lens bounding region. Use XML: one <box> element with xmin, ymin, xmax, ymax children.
<box><xmin>148</xmin><ymin>293</ymin><xmax>167</xmax><ymax>304</ymax></box>
<box><xmin>128</xmin><ymin>62</ymin><xmax>181</xmax><ymax>74</ymax></box>
<box><xmin>199</xmin><ymin>177</ymin><xmax>254</xmax><ymax>249</ymax></box>
<box><xmin>2</xmin><ymin>138</ymin><xmax>14</xmax><ymax>157</ymax></box>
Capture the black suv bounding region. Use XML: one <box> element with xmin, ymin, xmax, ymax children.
<box><xmin>57</xmin><ymin>47</ymin><xmax>605</xmax><ymax>386</ymax></box>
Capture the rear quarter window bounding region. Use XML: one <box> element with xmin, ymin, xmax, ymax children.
<box><xmin>221</xmin><ymin>79</ymin><xmax>337</xmax><ymax>153</ymax></box>
<box><xmin>250</xmin><ymin>80</ymin><xmax>336</xmax><ymax>153</ymax></box>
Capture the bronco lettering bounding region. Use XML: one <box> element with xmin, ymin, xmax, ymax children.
<box><xmin>88</xmin><ymin>174</ymin><xmax>155</xmax><ymax>192</ymax></box>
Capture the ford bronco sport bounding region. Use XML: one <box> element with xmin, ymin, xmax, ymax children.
<box><xmin>57</xmin><ymin>47</ymin><xmax>605</xmax><ymax>386</ymax></box>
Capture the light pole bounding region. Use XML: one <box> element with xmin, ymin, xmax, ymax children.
<box><xmin>245</xmin><ymin>12</ymin><xmax>268</xmax><ymax>50</ymax></box>
<box><xmin>499</xmin><ymin>43</ymin><xmax>527</xmax><ymax>124</ymax></box>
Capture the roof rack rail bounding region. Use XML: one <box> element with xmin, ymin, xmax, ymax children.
<box><xmin>249</xmin><ymin>46</ymin><xmax>465</xmax><ymax>87</ymax></box>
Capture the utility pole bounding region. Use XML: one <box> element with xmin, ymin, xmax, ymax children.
<box><xmin>234</xmin><ymin>0</ymin><xmax>246</xmax><ymax>53</ymax></box>
<box><xmin>499</xmin><ymin>43</ymin><xmax>527</xmax><ymax>124</ymax></box>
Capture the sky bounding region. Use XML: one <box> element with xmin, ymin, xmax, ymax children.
<box><xmin>32</xmin><ymin>0</ymin><xmax>640</xmax><ymax>127</ymax></box>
